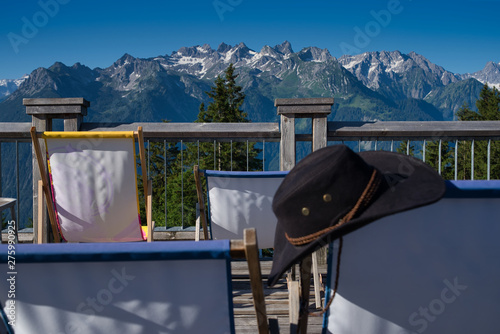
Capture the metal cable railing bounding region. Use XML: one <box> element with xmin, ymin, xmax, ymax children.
<box><xmin>1</xmin><ymin>120</ymin><xmax>499</xmax><ymax>233</ymax></box>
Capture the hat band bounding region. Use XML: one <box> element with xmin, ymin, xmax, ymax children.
<box><xmin>285</xmin><ymin>168</ymin><xmax>381</xmax><ymax>246</ymax></box>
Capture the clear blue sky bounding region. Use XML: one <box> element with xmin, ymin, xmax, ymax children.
<box><xmin>1</xmin><ymin>0</ymin><xmax>499</xmax><ymax>79</ymax></box>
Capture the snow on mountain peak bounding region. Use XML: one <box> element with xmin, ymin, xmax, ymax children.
<box><xmin>462</xmin><ymin>61</ymin><xmax>500</xmax><ymax>89</ymax></box>
<box><xmin>273</xmin><ymin>41</ymin><xmax>293</xmax><ymax>55</ymax></box>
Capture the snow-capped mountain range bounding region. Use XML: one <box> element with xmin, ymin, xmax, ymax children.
<box><xmin>462</xmin><ymin>61</ymin><xmax>500</xmax><ymax>90</ymax></box>
<box><xmin>1</xmin><ymin>41</ymin><xmax>498</xmax><ymax>123</ymax></box>
<box><xmin>0</xmin><ymin>76</ymin><xmax>28</xmax><ymax>100</ymax></box>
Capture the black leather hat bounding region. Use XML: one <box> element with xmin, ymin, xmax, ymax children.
<box><xmin>268</xmin><ymin>145</ymin><xmax>445</xmax><ymax>286</ymax></box>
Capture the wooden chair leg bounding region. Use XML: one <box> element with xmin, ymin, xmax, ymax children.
<box><xmin>298</xmin><ymin>255</ymin><xmax>312</xmax><ymax>334</ymax></box>
<box><xmin>288</xmin><ymin>279</ymin><xmax>300</xmax><ymax>333</ymax></box>
<box><xmin>312</xmin><ymin>251</ymin><xmax>322</xmax><ymax>308</ymax></box>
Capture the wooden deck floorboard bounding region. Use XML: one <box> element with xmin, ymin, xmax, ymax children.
<box><xmin>232</xmin><ymin>259</ymin><xmax>327</xmax><ymax>334</ymax></box>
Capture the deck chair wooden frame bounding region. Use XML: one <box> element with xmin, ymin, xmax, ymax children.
<box><xmin>293</xmin><ymin>180</ymin><xmax>500</xmax><ymax>334</ymax></box>
<box><xmin>31</xmin><ymin>126</ymin><xmax>153</xmax><ymax>243</ymax></box>
<box><xmin>0</xmin><ymin>228</ymin><xmax>268</xmax><ymax>334</ymax></box>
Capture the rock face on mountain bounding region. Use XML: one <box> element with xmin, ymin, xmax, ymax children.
<box><xmin>462</xmin><ymin>61</ymin><xmax>500</xmax><ymax>90</ymax></box>
<box><xmin>0</xmin><ymin>41</ymin><xmax>490</xmax><ymax>123</ymax></box>
<box><xmin>338</xmin><ymin>51</ymin><xmax>462</xmax><ymax>100</ymax></box>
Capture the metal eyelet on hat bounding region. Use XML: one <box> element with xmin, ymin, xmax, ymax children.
<box><xmin>323</xmin><ymin>194</ymin><xmax>332</xmax><ymax>202</ymax></box>
<box><xmin>301</xmin><ymin>207</ymin><xmax>310</xmax><ymax>216</ymax></box>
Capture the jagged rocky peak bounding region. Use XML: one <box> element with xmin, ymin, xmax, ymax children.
<box><xmin>199</xmin><ymin>44</ymin><xmax>212</xmax><ymax>52</ymax></box>
<box><xmin>48</xmin><ymin>61</ymin><xmax>71</xmax><ymax>72</ymax></box>
<box><xmin>106</xmin><ymin>54</ymin><xmax>141</xmax><ymax>77</ymax></box>
<box><xmin>340</xmin><ymin>51</ymin><xmax>406</xmax><ymax>70</ymax></box>
<box><xmin>481</xmin><ymin>61</ymin><xmax>500</xmax><ymax>79</ymax></box>
<box><xmin>225</xmin><ymin>42</ymin><xmax>253</xmax><ymax>62</ymax></box>
<box><xmin>234</xmin><ymin>42</ymin><xmax>251</xmax><ymax>53</ymax></box>
<box><xmin>259</xmin><ymin>45</ymin><xmax>281</xmax><ymax>58</ymax></box>
<box><xmin>176</xmin><ymin>46</ymin><xmax>199</xmax><ymax>57</ymax></box>
<box><xmin>176</xmin><ymin>45</ymin><xmax>212</xmax><ymax>58</ymax></box>
<box><xmin>273</xmin><ymin>41</ymin><xmax>293</xmax><ymax>55</ymax></box>
<box><xmin>407</xmin><ymin>51</ymin><xmax>441</xmax><ymax>72</ymax></box>
<box><xmin>217</xmin><ymin>42</ymin><xmax>232</xmax><ymax>53</ymax></box>
<box><xmin>463</xmin><ymin>61</ymin><xmax>500</xmax><ymax>88</ymax></box>
<box><xmin>298</xmin><ymin>46</ymin><xmax>333</xmax><ymax>62</ymax></box>
<box><xmin>115</xmin><ymin>53</ymin><xmax>136</xmax><ymax>65</ymax></box>
<box><xmin>16</xmin><ymin>66</ymin><xmax>59</xmax><ymax>96</ymax></box>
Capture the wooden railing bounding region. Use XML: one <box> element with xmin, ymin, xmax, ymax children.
<box><xmin>1</xmin><ymin>97</ymin><xmax>499</xmax><ymax>243</ymax></box>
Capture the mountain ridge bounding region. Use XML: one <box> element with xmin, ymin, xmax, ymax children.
<box><xmin>1</xmin><ymin>42</ymin><xmax>498</xmax><ymax>123</ymax></box>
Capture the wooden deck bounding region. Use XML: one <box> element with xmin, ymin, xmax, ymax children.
<box><xmin>232</xmin><ymin>259</ymin><xmax>327</xmax><ymax>334</ymax></box>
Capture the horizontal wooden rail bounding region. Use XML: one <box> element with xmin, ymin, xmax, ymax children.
<box><xmin>328</xmin><ymin>121</ymin><xmax>500</xmax><ymax>141</ymax></box>
<box><xmin>0</xmin><ymin>123</ymin><xmax>32</xmax><ymax>140</ymax></box>
<box><xmin>80</xmin><ymin>122</ymin><xmax>281</xmax><ymax>141</ymax></box>
<box><xmin>2</xmin><ymin>121</ymin><xmax>500</xmax><ymax>142</ymax></box>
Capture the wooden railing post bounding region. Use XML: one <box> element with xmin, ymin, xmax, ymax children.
<box><xmin>275</xmin><ymin>97</ymin><xmax>334</xmax><ymax>170</ymax></box>
<box><xmin>275</xmin><ymin>98</ymin><xmax>334</xmax><ymax>331</ymax></box>
<box><xmin>25</xmin><ymin>98</ymin><xmax>89</xmax><ymax>243</ymax></box>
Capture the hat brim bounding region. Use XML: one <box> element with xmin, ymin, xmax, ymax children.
<box><xmin>268</xmin><ymin>150</ymin><xmax>445</xmax><ymax>286</ymax></box>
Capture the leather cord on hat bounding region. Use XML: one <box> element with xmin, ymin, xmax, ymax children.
<box><xmin>286</xmin><ymin>169</ymin><xmax>381</xmax><ymax>246</ymax></box>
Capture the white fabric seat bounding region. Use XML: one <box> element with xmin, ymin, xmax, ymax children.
<box><xmin>323</xmin><ymin>180</ymin><xmax>500</xmax><ymax>334</ymax></box>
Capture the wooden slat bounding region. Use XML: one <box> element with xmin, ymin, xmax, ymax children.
<box><xmin>298</xmin><ymin>255</ymin><xmax>312</xmax><ymax>333</ymax></box>
<box><xmin>146</xmin><ymin>180</ymin><xmax>153</xmax><ymax>242</ymax></box>
<box><xmin>193</xmin><ymin>166</ymin><xmax>209</xmax><ymax>241</ymax></box>
<box><xmin>280</xmin><ymin>114</ymin><xmax>295</xmax><ymax>171</ymax></box>
<box><xmin>244</xmin><ymin>228</ymin><xmax>269</xmax><ymax>334</ymax></box>
<box><xmin>30</xmin><ymin>127</ymin><xmax>61</xmax><ymax>243</ymax></box>
<box><xmin>81</xmin><ymin>122</ymin><xmax>281</xmax><ymax>141</ymax></box>
<box><xmin>23</xmin><ymin>98</ymin><xmax>90</xmax><ymax>106</ymax></box>
<box><xmin>2</xmin><ymin>121</ymin><xmax>500</xmax><ymax>141</ymax></box>
<box><xmin>275</xmin><ymin>98</ymin><xmax>335</xmax><ymax>106</ymax></box>
<box><xmin>136</xmin><ymin>127</ymin><xmax>148</xmax><ymax>211</ymax></box>
<box><xmin>37</xmin><ymin>180</ymin><xmax>43</xmax><ymax>244</ymax></box>
<box><xmin>328</xmin><ymin>120</ymin><xmax>500</xmax><ymax>140</ymax></box>
<box><xmin>0</xmin><ymin>123</ymin><xmax>32</xmax><ymax>139</ymax></box>
<box><xmin>288</xmin><ymin>280</ymin><xmax>300</xmax><ymax>332</ymax></box>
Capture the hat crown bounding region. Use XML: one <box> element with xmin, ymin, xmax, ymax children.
<box><xmin>273</xmin><ymin>145</ymin><xmax>376</xmax><ymax>242</ymax></box>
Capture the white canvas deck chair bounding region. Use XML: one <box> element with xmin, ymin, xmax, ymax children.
<box><xmin>0</xmin><ymin>228</ymin><xmax>270</xmax><ymax>334</ymax></box>
<box><xmin>193</xmin><ymin>166</ymin><xmax>288</xmax><ymax>247</ymax></box>
<box><xmin>31</xmin><ymin>127</ymin><xmax>153</xmax><ymax>243</ymax></box>
<box><xmin>194</xmin><ymin>166</ymin><xmax>323</xmax><ymax>308</ymax></box>
<box><xmin>321</xmin><ymin>180</ymin><xmax>500</xmax><ymax>334</ymax></box>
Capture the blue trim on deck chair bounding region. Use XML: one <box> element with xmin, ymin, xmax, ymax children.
<box><xmin>203</xmin><ymin>169</ymin><xmax>289</xmax><ymax>178</ymax></box>
<box><xmin>0</xmin><ymin>239</ymin><xmax>231</xmax><ymax>263</ymax></box>
<box><xmin>445</xmin><ymin>180</ymin><xmax>500</xmax><ymax>198</ymax></box>
<box><xmin>322</xmin><ymin>242</ymin><xmax>336</xmax><ymax>334</ymax></box>
<box><xmin>0</xmin><ymin>305</ymin><xmax>14</xmax><ymax>334</ymax></box>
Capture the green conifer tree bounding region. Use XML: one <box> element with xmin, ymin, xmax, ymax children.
<box><xmin>166</xmin><ymin>64</ymin><xmax>262</xmax><ymax>227</ymax></box>
<box><xmin>455</xmin><ymin>84</ymin><xmax>500</xmax><ymax>179</ymax></box>
<box><xmin>426</xmin><ymin>84</ymin><xmax>500</xmax><ymax>180</ymax></box>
